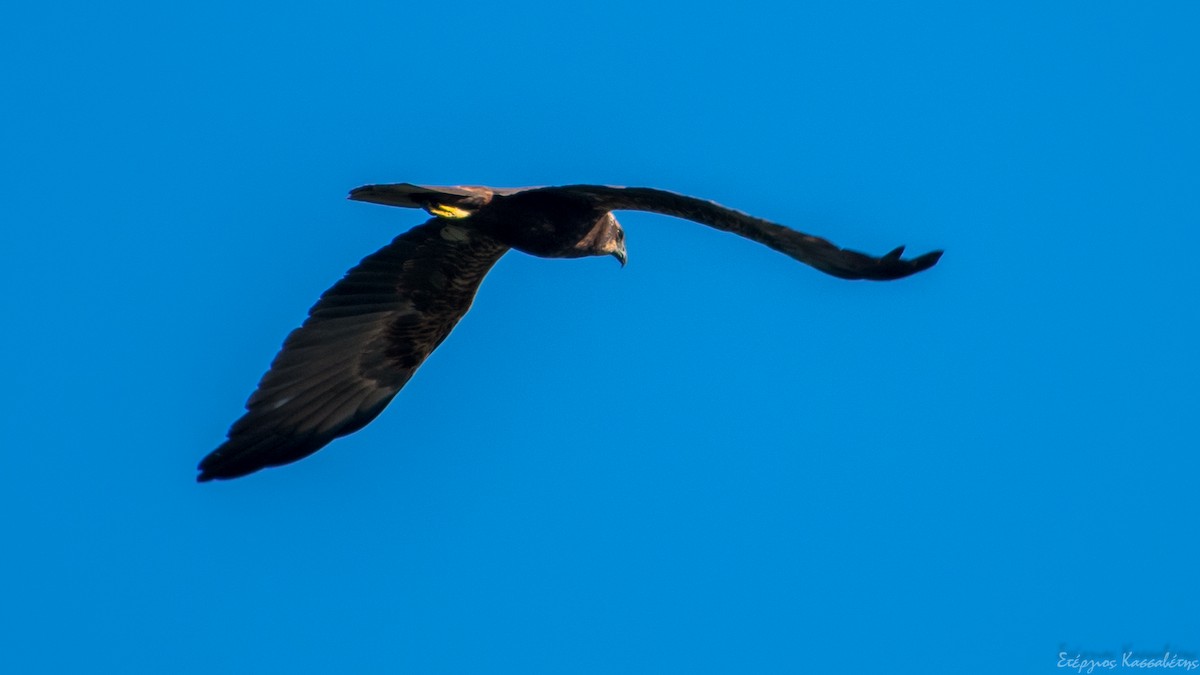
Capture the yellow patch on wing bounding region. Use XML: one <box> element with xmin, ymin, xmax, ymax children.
<box><xmin>427</xmin><ymin>203</ymin><xmax>473</xmax><ymax>219</ymax></box>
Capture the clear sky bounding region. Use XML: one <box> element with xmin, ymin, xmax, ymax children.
<box><xmin>2</xmin><ymin>1</ymin><xmax>1198</xmax><ymax>673</ymax></box>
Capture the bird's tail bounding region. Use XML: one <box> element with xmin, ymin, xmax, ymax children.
<box><xmin>348</xmin><ymin>183</ymin><xmax>501</xmax><ymax>215</ymax></box>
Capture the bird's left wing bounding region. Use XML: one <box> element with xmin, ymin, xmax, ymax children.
<box><xmin>198</xmin><ymin>219</ymin><xmax>508</xmax><ymax>481</ymax></box>
<box><xmin>558</xmin><ymin>185</ymin><xmax>942</xmax><ymax>281</ymax></box>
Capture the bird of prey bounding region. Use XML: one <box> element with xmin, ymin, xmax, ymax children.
<box><xmin>197</xmin><ymin>183</ymin><xmax>942</xmax><ymax>481</ymax></box>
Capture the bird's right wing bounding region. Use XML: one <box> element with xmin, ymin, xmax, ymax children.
<box><xmin>198</xmin><ymin>219</ymin><xmax>508</xmax><ymax>481</ymax></box>
<box><xmin>561</xmin><ymin>186</ymin><xmax>942</xmax><ymax>281</ymax></box>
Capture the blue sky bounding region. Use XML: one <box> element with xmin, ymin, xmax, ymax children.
<box><xmin>2</xmin><ymin>1</ymin><xmax>1198</xmax><ymax>672</ymax></box>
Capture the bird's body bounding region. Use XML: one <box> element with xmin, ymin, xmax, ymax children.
<box><xmin>197</xmin><ymin>183</ymin><xmax>941</xmax><ymax>481</ymax></box>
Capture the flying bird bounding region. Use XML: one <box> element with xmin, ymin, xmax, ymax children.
<box><xmin>198</xmin><ymin>183</ymin><xmax>942</xmax><ymax>481</ymax></box>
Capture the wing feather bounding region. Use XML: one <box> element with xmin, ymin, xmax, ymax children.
<box><xmin>197</xmin><ymin>219</ymin><xmax>508</xmax><ymax>481</ymax></box>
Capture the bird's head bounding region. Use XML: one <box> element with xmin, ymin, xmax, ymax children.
<box><xmin>595</xmin><ymin>213</ymin><xmax>627</xmax><ymax>267</ymax></box>
<box><xmin>600</xmin><ymin>212</ymin><xmax>628</xmax><ymax>265</ymax></box>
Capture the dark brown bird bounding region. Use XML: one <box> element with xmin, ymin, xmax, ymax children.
<box><xmin>197</xmin><ymin>183</ymin><xmax>942</xmax><ymax>481</ymax></box>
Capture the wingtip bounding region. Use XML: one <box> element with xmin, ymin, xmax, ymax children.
<box><xmin>865</xmin><ymin>246</ymin><xmax>944</xmax><ymax>280</ymax></box>
<box><xmin>196</xmin><ymin>457</ymin><xmax>219</xmax><ymax>482</ymax></box>
<box><xmin>913</xmin><ymin>249</ymin><xmax>944</xmax><ymax>271</ymax></box>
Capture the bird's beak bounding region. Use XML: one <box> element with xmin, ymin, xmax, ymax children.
<box><xmin>612</xmin><ymin>248</ymin><xmax>627</xmax><ymax>267</ymax></box>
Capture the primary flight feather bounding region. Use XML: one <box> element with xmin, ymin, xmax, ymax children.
<box><xmin>197</xmin><ymin>183</ymin><xmax>942</xmax><ymax>481</ymax></box>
